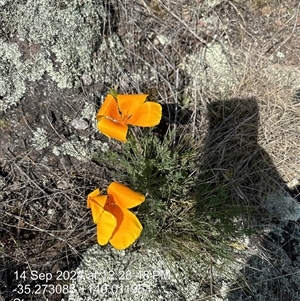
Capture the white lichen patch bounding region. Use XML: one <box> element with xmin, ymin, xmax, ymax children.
<box><xmin>1</xmin><ymin>0</ymin><xmax>127</xmax><ymax>112</ymax></box>
<box><xmin>69</xmin><ymin>244</ymin><xmax>254</xmax><ymax>301</ymax></box>
<box><xmin>52</xmin><ymin>135</ymin><xmax>108</xmax><ymax>161</ymax></box>
<box><xmin>180</xmin><ymin>42</ymin><xmax>239</xmax><ymax>95</ymax></box>
<box><xmin>69</xmin><ymin>245</ymin><xmax>200</xmax><ymax>301</ymax></box>
<box><xmin>0</xmin><ymin>41</ymin><xmax>26</xmax><ymax>112</ymax></box>
<box><xmin>31</xmin><ymin>128</ymin><xmax>49</xmax><ymax>151</ymax></box>
<box><xmin>24</xmin><ymin>52</ymin><xmax>53</xmax><ymax>82</ymax></box>
<box><xmin>4</xmin><ymin>0</ymin><xmax>105</xmax><ymax>89</ymax></box>
<box><xmin>81</xmin><ymin>102</ymin><xmax>97</xmax><ymax>129</ymax></box>
<box><xmin>71</xmin><ymin>118</ymin><xmax>89</xmax><ymax>131</ymax></box>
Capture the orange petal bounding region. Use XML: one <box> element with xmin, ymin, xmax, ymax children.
<box><xmin>87</xmin><ymin>188</ymin><xmax>101</xmax><ymax>208</ymax></box>
<box><xmin>97</xmin><ymin>118</ymin><xmax>128</xmax><ymax>142</ymax></box>
<box><xmin>96</xmin><ymin>94</ymin><xmax>121</xmax><ymax>121</ymax></box>
<box><xmin>108</xmin><ymin>205</ymin><xmax>143</xmax><ymax>250</ymax></box>
<box><xmin>87</xmin><ymin>188</ymin><xmax>107</xmax><ymax>211</ymax></box>
<box><xmin>108</xmin><ymin>182</ymin><xmax>145</xmax><ymax>209</ymax></box>
<box><xmin>96</xmin><ymin>210</ymin><xmax>117</xmax><ymax>245</ymax></box>
<box><xmin>117</xmin><ymin>94</ymin><xmax>148</xmax><ymax>119</ymax></box>
<box><xmin>88</xmin><ymin>195</ymin><xmax>109</xmax><ymax>224</ymax></box>
<box><xmin>128</xmin><ymin>102</ymin><xmax>162</xmax><ymax>127</ymax></box>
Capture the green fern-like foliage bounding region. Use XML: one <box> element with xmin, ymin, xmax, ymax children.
<box><xmin>94</xmin><ymin>129</ymin><xmax>195</xmax><ymax>239</ymax></box>
<box><xmin>93</xmin><ymin>127</ymin><xmax>250</xmax><ymax>260</ymax></box>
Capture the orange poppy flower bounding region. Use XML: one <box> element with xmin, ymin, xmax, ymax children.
<box><xmin>87</xmin><ymin>182</ymin><xmax>145</xmax><ymax>250</ymax></box>
<box><xmin>96</xmin><ymin>93</ymin><xmax>162</xmax><ymax>142</ymax></box>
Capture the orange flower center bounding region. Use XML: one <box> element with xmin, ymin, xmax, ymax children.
<box><xmin>117</xmin><ymin>113</ymin><xmax>131</xmax><ymax>126</ymax></box>
<box><xmin>104</xmin><ymin>195</ymin><xmax>117</xmax><ymax>212</ymax></box>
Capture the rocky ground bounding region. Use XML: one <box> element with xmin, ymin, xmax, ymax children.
<box><xmin>1</xmin><ymin>0</ymin><xmax>300</xmax><ymax>300</ymax></box>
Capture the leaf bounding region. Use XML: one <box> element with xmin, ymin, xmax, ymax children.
<box><xmin>109</xmin><ymin>88</ymin><xmax>118</xmax><ymax>99</ymax></box>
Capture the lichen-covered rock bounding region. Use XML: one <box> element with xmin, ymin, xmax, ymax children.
<box><xmin>0</xmin><ymin>0</ymin><xmax>127</xmax><ymax>165</ymax></box>
<box><xmin>0</xmin><ymin>42</ymin><xmax>26</xmax><ymax>112</ymax></box>
<box><xmin>180</xmin><ymin>42</ymin><xmax>238</xmax><ymax>95</ymax></box>
<box><xmin>69</xmin><ymin>245</ymin><xmax>206</xmax><ymax>301</ymax></box>
<box><xmin>262</xmin><ymin>191</ymin><xmax>300</xmax><ymax>221</ymax></box>
<box><xmin>0</xmin><ymin>0</ymin><xmax>126</xmax><ymax>112</ymax></box>
<box><xmin>52</xmin><ymin>135</ymin><xmax>108</xmax><ymax>160</ymax></box>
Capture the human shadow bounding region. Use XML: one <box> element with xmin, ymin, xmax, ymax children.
<box><xmin>198</xmin><ymin>97</ymin><xmax>300</xmax><ymax>300</ymax></box>
<box><xmin>201</xmin><ymin>97</ymin><xmax>287</xmax><ymax>206</ymax></box>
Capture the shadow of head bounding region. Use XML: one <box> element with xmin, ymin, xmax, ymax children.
<box><xmin>201</xmin><ymin>97</ymin><xmax>285</xmax><ymax>205</ymax></box>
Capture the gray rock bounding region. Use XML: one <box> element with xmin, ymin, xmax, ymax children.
<box><xmin>71</xmin><ymin>118</ymin><xmax>89</xmax><ymax>131</ymax></box>
<box><xmin>263</xmin><ymin>191</ymin><xmax>300</xmax><ymax>221</ymax></box>
<box><xmin>0</xmin><ymin>42</ymin><xmax>26</xmax><ymax>112</ymax></box>
<box><xmin>69</xmin><ymin>245</ymin><xmax>207</xmax><ymax>301</ymax></box>
<box><xmin>0</xmin><ymin>0</ymin><xmax>126</xmax><ymax>112</ymax></box>
<box><xmin>52</xmin><ymin>135</ymin><xmax>109</xmax><ymax>161</ymax></box>
<box><xmin>180</xmin><ymin>42</ymin><xmax>238</xmax><ymax>95</ymax></box>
